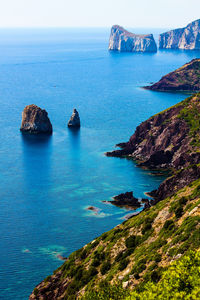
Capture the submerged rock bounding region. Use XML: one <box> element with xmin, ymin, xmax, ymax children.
<box><xmin>20</xmin><ymin>104</ymin><xmax>52</xmax><ymax>134</ymax></box>
<box><xmin>108</xmin><ymin>25</ymin><xmax>157</xmax><ymax>52</ymax></box>
<box><xmin>159</xmin><ymin>19</ymin><xmax>200</xmax><ymax>50</ymax></box>
<box><xmin>68</xmin><ymin>109</ymin><xmax>80</xmax><ymax>128</ymax></box>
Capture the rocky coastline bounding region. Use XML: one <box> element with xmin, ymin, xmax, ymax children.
<box><xmin>145</xmin><ymin>59</ymin><xmax>200</xmax><ymax>92</ymax></box>
<box><xmin>106</xmin><ymin>93</ymin><xmax>200</xmax><ymax>205</ymax></box>
<box><xmin>29</xmin><ymin>92</ymin><xmax>200</xmax><ymax>300</ymax></box>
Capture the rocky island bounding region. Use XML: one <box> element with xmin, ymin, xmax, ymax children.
<box><xmin>20</xmin><ymin>104</ymin><xmax>52</xmax><ymax>134</ymax></box>
<box><xmin>108</xmin><ymin>25</ymin><xmax>157</xmax><ymax>52</ymax></box>
<box><xmin>159</xmin><ymin>19</ymin><xmax>200</xmax><ymax>50</ymax></box>
<box><xmin>68</xmin><ymin>109</ymin><xmax>80</xmax><ymax>128</ymax></box>
<box><xmin>145</xmin><ymin>59</ymin><xmax>200</xmax><ymax>92</ymax></box>
<box><xmin>30</xmin><ymin>93</ymin><xmax>200</xmax><ymax>300</ymax></box>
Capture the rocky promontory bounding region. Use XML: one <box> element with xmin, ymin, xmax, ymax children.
<box><xmin>68</xmin><ymin>109</ymin><xmax>80</xmax><ymax>128</ymax></box>
<box><xmin>145</xmin><ymin>59</ymin><xmax>200</xmax><ymax>92</ymax></box>
<box><xmin>106</xmin><ymin>93</ymin><xmax>200</xmax><ymax>200</ymax></box>
<box><xmin>159</xmin><ymin>19</ymin><xmax>200</xmax><ymax>50</ymax></box>
<box><xmin>109</xmin><ymin>25</ymin><xmax>157</xmax><ymax>52</ymax></box>
<box><xmin>20</xmin><ymin>104</ymin><xmax>52</xmax><ymax>134</ymax></box>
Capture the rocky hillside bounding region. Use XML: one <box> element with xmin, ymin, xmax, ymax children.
<box><xmin>108</xmin><ymin>25</ymin><xmax>157</xmax><ymax>52</ymax></box>
<box><xmin>145</xmin><ymin>59</ymin><xmax>200</xmax><ymax>92</ymax></box>
<box><xmin>30</xmin><ymin>94</ymin><xmax>200</xmax><ymax>299</ymax></box>
<box><xmin>159</xmin><ymin>19</ymin><xmax>200</xmax><ymax>50</ymax></box>
<box><xmin>107</xmin><ymin>93</ymin><xmax>200</xmax><ymax>199</ymax></box>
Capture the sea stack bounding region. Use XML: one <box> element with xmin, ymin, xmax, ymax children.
<box><xmin>159</xmin><ymin>19</ymin><xmax>200</xmax><ymax>50</ymax></box>
<box><xmin>68</xmin><ymin>109</ymin><xmax>80</xmax><ymax>128</ymax></box>
<box><xmin>108</xmin><ymin>25</ymin><xmax>157</xmax><ymax>52</ymax></box>
<box><xmin>20</xmin><ymin>104</ymin><xmax>52</xmax><ymax>134</ymax></box>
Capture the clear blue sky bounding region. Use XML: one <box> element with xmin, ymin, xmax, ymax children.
<box><xmin>0</xmin><ymin>0</ymin><xmax>200</xmax><ymax>28</ymax></box>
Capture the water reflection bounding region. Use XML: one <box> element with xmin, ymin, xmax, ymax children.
<box><xmin>20</xmin><ymin>133</ymin><xmax>53</xmax><ymax>189</ymax></box>
<box><xmin>68</xmin><ymin>128</ymin><xmax>81</xmax><ymax>151</ymax></box>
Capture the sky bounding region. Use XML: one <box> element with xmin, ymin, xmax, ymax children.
<box><xmin>0</xmin><ymin>0</ymin><xmax>199</xmax><ymax>28</ymax></box>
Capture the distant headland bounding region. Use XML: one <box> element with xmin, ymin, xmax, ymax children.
<box><xmin>108</xmin><ymin>25</ymin><xmax>157</xmax><ymax>53</ymax></box>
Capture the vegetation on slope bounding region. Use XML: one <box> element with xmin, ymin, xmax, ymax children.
<box><xmin>82</xmin><ymin>250</ymin><xmax>200</xmax><ymax>300</ymax></box>
<box><xmin>30</xmin><ymin>178</ymin><xmax>200</xmax><ymax>299</ymax></box>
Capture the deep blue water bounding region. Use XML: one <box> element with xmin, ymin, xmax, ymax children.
<box><xmin>0</xmin><ymin>28</ymin><xmax>200</xmax><ymax>300</ymax></box>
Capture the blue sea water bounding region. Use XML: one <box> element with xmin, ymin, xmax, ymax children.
<box><xmin>0</xmin><ymin>28</ymin><xmax>199</xmax><ymax>300</ymax></box>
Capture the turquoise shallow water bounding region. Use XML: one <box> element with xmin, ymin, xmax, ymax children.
<box><xmin>0</xmin><ymin>28</ymin><xmax>200</xmax><ymax>299</ymax></box>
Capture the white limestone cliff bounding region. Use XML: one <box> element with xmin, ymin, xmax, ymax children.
<box><xmin>159</xmin><ymin>19</ymin><xmax>200</xmax><ymax>50</ymax></box>
<box><xmin>108</xmin><ymin>25</ymin><xmax>157</xmax><ymax>53</ymax></box>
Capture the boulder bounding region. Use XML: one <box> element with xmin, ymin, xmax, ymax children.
<box><xmin>109</xmin><ymin>191</ymin><xmax>141</xmax><ymax>208</ymax></box>
<box><xmin>68</xmin><ymin>109</ymin><xmax>80</xmax><ymax>128</ymax></box>
<box><xmin>108</xmin><ymin>25</ymin><xmax>157</xmax><ymax>52</ymax></box>
<box><xmin>20</xmin><ymin>104</ymin><xmax>52</xmax><ymax>134</ymax></box>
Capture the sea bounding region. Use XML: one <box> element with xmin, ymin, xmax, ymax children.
<box><xmin>0</xmin><ymin>27</ymin><xmax>199</xmax><ymax>300</ymax></box>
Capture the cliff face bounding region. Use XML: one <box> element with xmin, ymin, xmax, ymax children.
<box><xmin>145</xmin><ymin>59</ymin><xmax>200</xmax><ymax>92</ymax></box>
<box><xmin>106</xmin><ymin>93</ymin><xmax>200</xmax><ymax>199</ymax></box>
<box><xmin>109</xmin><ymin>25</ymin><xmax>157</xmax><ymax>52</ymax></box>
<box><xmin>20</xmin><ymin>104</ymin><xmax>52</xmax><ymax>134</ymax></box>
<box><xmin>159</xmin><ymin>19</ymin><xmax>200</xmax><ymax>50</ymax></box>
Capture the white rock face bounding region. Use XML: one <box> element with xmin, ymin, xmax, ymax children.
<box><xmin>159</xmin><ymin>19</ymin><xmax>200</xmax><ymax>50</ymax></box>
<box><xmin>108</xmin><ymin>25</ymin><xmax>157</xmax><ymax>52</ymax></box>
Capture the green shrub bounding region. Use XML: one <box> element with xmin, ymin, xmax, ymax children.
<box><xmin>179</xmin><ymin>196</ymin><xmax>187</xmax><ymax>206</ymax></box>
<box><xmin>163</xmin><ymin>219</ymin><xmax>174</xmax><ymax>230</ymax></box>
<box><xmin>125</xmin><ymin>235</ymin><xmax>136</xmax><ymax>248</ymax></box>
<box><xmin>100</xmin><ymin>261</ymin><xmax>111</xmax><ymax>275</ymax></box>
<box><xmin>91</xmin><ymin>258</ymin><xmax>100</xmax><ymax>267</ymax></box>
<box><xmin>142</xmin><ymin>222</ymin><xmax>152</xmax><ymax>235</ymax></box>
<box><xmin>175</xmin><ymin>206</ymin><xmax>183</xmax><ymax>218</ymax></box>
<box><xmin>80</xmin><ymin>249</ymin><xmax>87</xmax><ymax>260</ymax></box>
<box><xmin>118</xmin><ymin>258</ymin><xmax>130</xmax><ymax>271</ymax></box>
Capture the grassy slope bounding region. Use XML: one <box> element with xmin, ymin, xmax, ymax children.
<box><xmin>33</xmin><ymin>178</ymin><xmax>200</xmax><ymax>299</ymax></box>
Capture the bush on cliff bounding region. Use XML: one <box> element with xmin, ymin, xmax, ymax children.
<box><xmin>82</xmin><ymin>250</ymin><xmax>200</xmax><ymax>300</ymax></box>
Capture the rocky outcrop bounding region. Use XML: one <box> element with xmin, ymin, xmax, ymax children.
<box><xmin>68</xmin><ymin>109</ymin><xmax>80</xmax><ymax>128</ymax></box>
<box><xmin>149</xmin><ymin>165</ymin><xmax>200</xmax><ymax>202</ymax></box>
<box><xmin>159</xmin><ymin>19</ymin><xmax>200</xmax><ymax>50</ymax></box>
<box><xmin>109</xmin><ymin>25</ymin><xmax>157</xmax><ymax>52</ymax></box>
<box><xmin>145</xmin><ymin>59</ymin><xmax>200</xmax><ymax>92</ymax></box>
<box><xmin>108</xmin><ymin>191</ymin><xmax>141</xmax><ymax>208</ymax></box>
<box><xmin>20</xmin><ymin>104</ymin><xmax>52</xmax><ymax>134</ymax></box>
